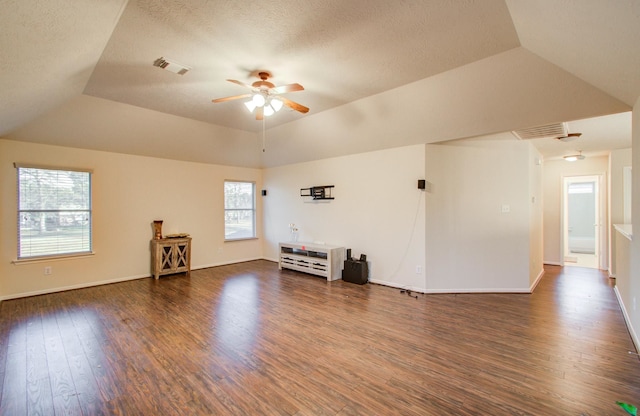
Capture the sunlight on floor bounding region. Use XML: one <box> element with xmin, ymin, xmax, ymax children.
<box><xmin>564</xmin><ymin>252</ymin><xmax>598</xmax><ymax>269</ymax></box>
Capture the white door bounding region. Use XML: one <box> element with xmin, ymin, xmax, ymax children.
<box><xmin>562</xmin><ymin>175</ymin><xmax>603</xmax><ymax>269</ymax></box>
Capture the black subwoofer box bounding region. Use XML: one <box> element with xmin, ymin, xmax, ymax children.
<box><xmin>342</xmin><ymin>259</ymin><xmax>368</xmax><ymax>284</ymax></box>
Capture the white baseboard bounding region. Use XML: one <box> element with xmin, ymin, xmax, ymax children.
<box><xmin>614</xmin><ymin>286</ymin><xmax>640</xmax><ymax>353</ymax></box>
<box><xmin>1</xmin><ymin>257</ymin><xmax>269</xmax><ymax>301</ymax></box>
<box><xmin>529</xmin><ymin>268</ymin><xmax>545</xmax><ymax>293</ymax></box>
<box><xmin>367</xmin><ymin>279</ymin><xmax>426</xmax><ymax>294</ymax></box>
<box><xmin>369</xmin><ymin>278</ymin><xmax>531</xmax><ymax>294</ymax></box>
<box><xmin>194</xmin><ymin>256</ymin><xmax>264</xmax><ymax>270</ymax></box>
<box><xmin>0</xmin><ymin>273</ymin><xmax>149</xmax><ymax>301</ymax></box>
<box><xmin>543</xmin><ymin>261</ymin><xmax>563</xmax><ymax>266</ymax></box>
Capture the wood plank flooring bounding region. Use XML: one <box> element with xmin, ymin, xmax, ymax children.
<box><xmin>1</xmin><ymin>261</ymin><xmax>639</xmax><ymax>415</ymax></box>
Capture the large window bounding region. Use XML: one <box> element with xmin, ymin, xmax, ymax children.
<box><xmin>224</xmin><ymin>181</ymin><xmax>256</xmax><ymax>240</ymax></box>
<box><xmin>16</xmin><ymin>164</ymin><xmax>92</xmax><ymax>259</ymax></box>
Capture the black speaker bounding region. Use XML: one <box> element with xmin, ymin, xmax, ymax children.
<box><xmin>346</xmin><ymin>248</ymin><xmax>352</xmax><ymax>260</ymax></box>
<box><xmin>359</xmin><ymin>254</ymin><xmax>367</xmax><ymax>262</ymax></box>
<box><xmin>342</xmin><ymin>259</ymin><xmax>368</xmax><ymax>284</ymax></box>
<box><xmin>261</xmin><ymin>189</ymin><xmax>267</xmax><ymax>196</ymax></box>
<box><xmin>418</xmin><ymin>179</ymin><xmax>425</xmax><ymax>190</ymax></box>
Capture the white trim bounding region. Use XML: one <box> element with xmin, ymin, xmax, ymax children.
<box><xmin>1</xmin><ymin>258</ymin><xmax>266</xmax><ymax>301</ymax></box>
<box><xmin>369</xmin><ymin>278</ymin><xmax>531</xmax><ymax>294</ymax></box>
<box><xmin>0</xmin><ymin>273</ymin><xmax>148</xmax><ymax>301</ymax></box>
<box><xmin>12</xmin><ymin>252</ymin><xmax>95</xmax><ymax>264</ymax></box>
<box><xmin>529</xmin><ymin>268</ymin><xmax>545</xmax><ymax>292</ymax></box>
<box><xmin>561</xmin><ymin>173</ymin><xmax>608</xmax><ymax>271</ymax></box>
<box><xmin>13</xmin><ymin>162</ymin><xmax>94</xmax><ymax>173</ymax></box>
<box><xmin>614</xmin><ymin>286</ymin><xmax>640</xmax><ymax>353</ymax></box>
<box><xmin>194</xmin><ymin>256</ymin><xmax>263</xmax><ymax>270</ymax></box>
<box><xmin>368</xmin><ymin>279</ymin><xmax>427</xmax><ymax>294</ymax></box>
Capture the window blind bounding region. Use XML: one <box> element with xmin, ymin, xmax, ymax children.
<box><xmin>16</xmin><ymin>166</ymin><xmax>92</xmax><ymax>259</ymax></box>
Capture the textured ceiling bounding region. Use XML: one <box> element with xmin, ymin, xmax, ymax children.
<box><xmin>0</xmin><ymin>0</ymin><xmax>128</xmax><ymax>135</ymax></box>
<box><xmin>83</xmin><ymin>0</ymin><xmax>520</xmax><ymax>132</ymax></box>
<box><xmin>507</xmin><ymin>0</ymin><xmax>640</xmax><ymax>106</ymax></box>
<box><xmin>1</xmin><ymin>0</ymin><xmax>638</xmax><ymax>167</ymax></box>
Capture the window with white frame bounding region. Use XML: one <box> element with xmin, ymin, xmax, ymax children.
<box><xmin>16</xmin><ymin>164</ymin><xmax>92</xmax><ymax>259</ymax></box>
<box><xmin>224</xmin><ymin>181</ymin><xmax>256</xmax><ymax>240</ymax></box>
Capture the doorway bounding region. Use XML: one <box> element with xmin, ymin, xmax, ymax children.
<box><xmin>562</xmin><ymin>175</ymin><xmax>603</xmax><ymax>269</ymax></box>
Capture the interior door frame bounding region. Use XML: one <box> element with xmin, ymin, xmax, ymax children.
<box><xmin>561</xmin><ymin>173</ymin><xmax>606</xmax><ymax>269</ymax></box>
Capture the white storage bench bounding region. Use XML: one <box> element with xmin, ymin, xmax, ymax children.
<box><xmin>278</xmin><ymin>242</ymin><xmax>345</xmax><ymax>281</ymax></box>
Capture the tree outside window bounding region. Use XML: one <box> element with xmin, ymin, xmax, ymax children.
<box><xmin>224</xmin><ymin>181</ymin><xmax>256</xmax><ymax>240</ymax></box>
<box><xmin>17</xmin><ymin>165</ymin><xmax>92</xmax><ymax>259</ymax></box>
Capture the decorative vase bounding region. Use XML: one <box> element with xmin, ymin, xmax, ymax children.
<box><xmin>153</xmin><ymin>220</ymin><xmax>163</xmax><ymax>239</ymax></box>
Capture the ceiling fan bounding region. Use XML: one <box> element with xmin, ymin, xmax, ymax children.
<box><xmin>212</xmin><ymin>71</ymin><xmax>309</xmax><ymax>120</ymax></box>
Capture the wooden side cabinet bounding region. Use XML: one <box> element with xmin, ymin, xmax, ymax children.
<box><xmin>151</xmin><ymin>237</ymin><xmax>191</xmax><ymax>280</ymax></box>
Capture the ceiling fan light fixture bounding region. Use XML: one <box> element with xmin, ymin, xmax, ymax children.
<box><xmin>252</xmin><ymin>93</ymin><xmax>266</xmax><ymax>107</ymax></box>
<box><xmin>271</xmin><ymin>98</ymin><xmax>283</xmax><ymax>112</ymax></box>
<box><xmin>212</xmin><ymin>71</ymin><xmax>309</xmax><ymax>120</ymax></box>
<box><xmin>244</xmin><ymin>100</ymin><xmax>256</xmax><ymax>113</ymax></box>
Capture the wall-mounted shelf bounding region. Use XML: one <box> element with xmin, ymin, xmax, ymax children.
<box><xmin>300</xmin><ymin>185</ymin><xmax>335</xmax><ymax>200</ymax></box>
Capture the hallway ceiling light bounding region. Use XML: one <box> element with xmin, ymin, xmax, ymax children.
<box><xmin>563</xmin><ymin>150</ymin><xmax>585</xmax><ymax>162</ymax></box>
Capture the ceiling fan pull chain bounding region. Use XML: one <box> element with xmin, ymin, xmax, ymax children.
<box><xmin>262</xmin><ymin>117</ymin><xmax>266</xmax><ymax>152</ymax></box>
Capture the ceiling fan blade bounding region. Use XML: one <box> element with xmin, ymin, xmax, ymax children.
<box><xmin>212</xmin><ymin>93</ymin><xmax>252</xmax><ymax>103</ymax></box>
<box><xmin>279</xmin><ymin>96</ymin><xmax>309</xmax><ymax>114</ymax></box>
<box><xmin>226</xmin><ymin>79</ymin><xmax>255</xmax><ymax>89</ymax></box>
<box><xmin>271</xmin><ymin>83</ymin><xmax>304</xmax><ymax>94</ymax></box>
<box><xmin>256</xmin><ymin>106</ymin><xmax>264</xmax><ymax>120</ymax></box>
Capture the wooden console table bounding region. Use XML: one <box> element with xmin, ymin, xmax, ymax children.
<box><xmin>151</xmin><ymin>237</ymin><xmax>191</xmax><ymax>279</ymax></box>
<box><xmin>279</xmin><ymin>242</ymin><xmax>345</xmax><ymax>281</ymax></box>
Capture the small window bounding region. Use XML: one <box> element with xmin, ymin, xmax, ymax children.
<box><xmin>16</xmin><ymin>164</ymin><xmax>92</xmax><ymax>259</ymax></box>
<box><xmin>224</xmin><ymin>181</ymin><xmax>256</xmax><ymax>240</ymax></box>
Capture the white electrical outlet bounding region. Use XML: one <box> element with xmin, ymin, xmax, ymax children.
<box><xmin>44</xmin><ymin>266</ymin><xmax>52</xmax><ymax>275</ymax></box>
<box><xmin>501</xmin><ymin>204</ymin><xmax>510</xmax><ymax>213</ymax></box>
<box><xmin>415</xmin><ymin>266</ymin><xmax>422</xmax><ymax>274</ymax></box>
<box><xmin>634</xmin><ymin>297</ymin><xmax>637</xmax><ymax>311</ymax></box>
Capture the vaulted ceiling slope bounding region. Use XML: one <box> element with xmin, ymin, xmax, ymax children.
<box><xmin>1</xmin><ymin>1</ymin><xmax>638</xmax><ymax>168</ymax></box>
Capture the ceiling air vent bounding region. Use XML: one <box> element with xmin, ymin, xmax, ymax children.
<box><xmin>512</xmin><ymin>122</ymin><xmax>567</xmax><ymax>140</ymax></box>
<box><xmin>153</xmin><ymin>57</ymin><xmax>191</xmax><ymax>75</ymax></box>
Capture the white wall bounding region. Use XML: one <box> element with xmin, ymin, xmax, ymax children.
<box><xmin>0</xmin><ymin>139</ymin><xmax>263</xmax><ymax>299</ymax></box>
<box><xmin>263</xmin><ymin>145</ymin><xmax>426</xmax><ymax>291</ymax></box>
<box><xmin>609</xmin><ymin>148</ymin><xmax>632</xmax><ymax>276</ymax></box>
<box><xmin>529</xmin><ymin>145</ymin><xmax>544</xmax><ymax>287</ymax></box>
<box><xmin>625</xmin><ymin>98</ymin><xmax>640</xmax><ymax>347</ymax></box>
<box><xmin>424</xmin><ymin>136</ymin><xmax>538</xmax><ymax>292</ymax></box>
<box><xmin>542</xmin><ymin>155</ymin><xmax>609</xmax><ymax>266</ymax></box>
<box><xmin>0</xmin><ymin>137</ymin><xmax>547</xmax><ymax>299</ymax></box>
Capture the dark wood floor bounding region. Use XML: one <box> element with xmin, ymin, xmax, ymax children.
<box><xmin>1</xmin><ymin>261</ymin><xmax>639</xmax><ymax>415</ymax></box>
